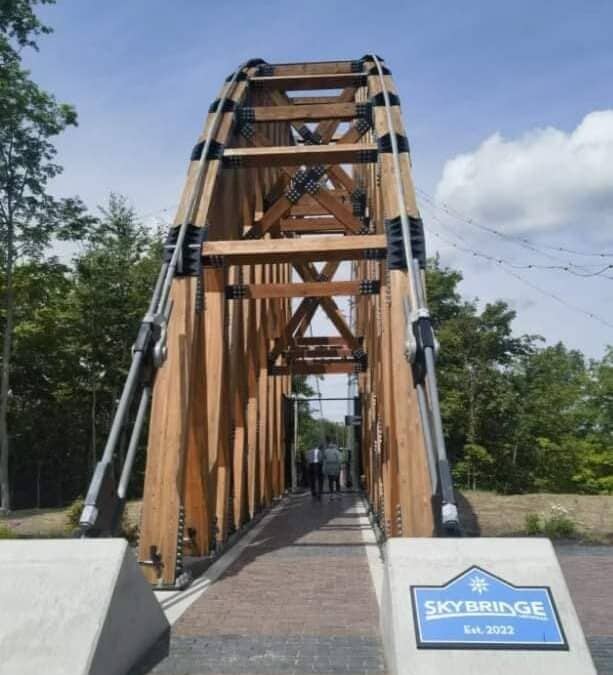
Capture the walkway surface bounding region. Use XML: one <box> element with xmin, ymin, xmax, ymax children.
<box><xmin>133</xmin><ymin>493</ymin><xmax>613</xmax><ymax>675</ymax></box>
<box><xmin>556</xmin><ymin>544</ymin><xmax>613</xmax><ymax>674</ymax></box>
<box><xmin>138</xmin><ymin>492</ymin><xmax>386</xmax><ymax>675</ymax></box>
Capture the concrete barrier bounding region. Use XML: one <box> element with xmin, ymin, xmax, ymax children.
<box><xmin>381</xmin><ymin>537</ymin><xmax>596</xmax><ymax>675</ymax></box>
<box><xmin>0</xmin><ymin>539</ymin><xmax>169</xmax><ymax>675</ymax></box>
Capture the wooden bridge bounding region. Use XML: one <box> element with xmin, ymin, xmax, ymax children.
<box><xmin>79</xmin><ymin>56</ymin><xmax>459</xmax><ymax>589</ymax></box>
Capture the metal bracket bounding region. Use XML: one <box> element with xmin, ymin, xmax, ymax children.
<box><xmin>384</xmin><ymin>215</ymin><xmax>426</xmax><ymax>270</ymax></box>
<box><xmin>285</xmin><ymin>166</ymin><xmax>325</xmax><ymax>203</ymax></box>
<box><xmin>368</xmin><ymin>63</ymin><xmax>391</xmax><ymax>75</ymax></box>
<box><xmin>377</xmin><ymin>133</ymin><xmax>409</xmax><ymax>154</ymax></box>
<box><xmin>364</xmin><ymin>248</ymin><xmax>386</xmax><ymax>260</ymax></box>
<box><xmin>138</xmin><ymin>545</ymin><xmax>164</xmax><ymax>578</ymax></box>
<box><xmin>236</xmin><ymin>107</ymin><xmax>256</xmax><ymax>125</ymax></box>
<box><xmin>357</xmin><ymin>148</ymin><xmax>378</xmax><ymax>163</ymax></box>
<box><xmin>296</xmin><ymin>125</ymin><xmax>322</xmax><ymax>145</ymax></box>
<box><xmin>208</xmin><ymin>98</ymin><xmax>237</xmax><ymax>114</ymax></box>
<box><xmin>225</xmin><ymin>284</ymin><xmax>247</xmax><ymax>300</ymax></box>
<box><xmin>356</xmin><ymin>102</ymin><xmax>373</xmax><ymax>125</ymax></box>
<box><xmin>370</xmin><ymin>92</ymin><xmax>400</xmax><ymax>107</ymax></box>
<box><xmin>359</xmin><ymin>279</ymin><xmax>380</xmax><ymax>295</ymax></box>
<box><xmin>223</xmin><ymin>155</ymin><xmax>243</xmax><ymax>169</ymax></box>
<box><xmin>354</xmin><ymin>117</ymin><xmax>372</xmax><ymax>137</ymax></box>
<box><xmin>164</xmin><ymin>224</ymin><xmax>207</xmax><ymax>277</ymax></box>
<box><xmin>351</xmin><ymin>187</ymin><xmax>367</xmax><ymax>217</ymax></box>
<box><xmin>191</xmin><ymin>139</ymin><xmax>224</xmax><ymax>162</ymax></box>
<box><xmin>257</xmin><ymin>63</ymin><xmax>275</xmax><ymax>76</ymax></box>
<box><xmin>225</xmin><ymin>70</ymin><xmax>248</xmax><ymax>83</ymax></box>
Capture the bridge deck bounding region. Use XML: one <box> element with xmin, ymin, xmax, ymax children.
<box><xmin>137</xmin><ymin>492</ymin><xmax>386</xmax><ymax>674</ymax></box>
<box><xmin>132</xmin><ymin>494</ymin><xmax>613</xmax><ymax>675</ymax></box>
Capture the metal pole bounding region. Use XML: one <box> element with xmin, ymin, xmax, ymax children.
<box><xmin>117</xmin><ymin>386</ymin><xmax>151</xmax><ymax>499</ymax></box>
<box><xmin>292</xmin><ymin>394</ymin><xmax>298</xmax><ymax>491</ymax></box>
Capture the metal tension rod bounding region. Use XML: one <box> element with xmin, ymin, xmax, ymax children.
<box><xmin>79</xmin><ymin>60</ymin><xmax>259</xmax><ymax>537</ymax></box>
<box><xmin>369</xmin><ymin>53</ymin><xmax>460</xmax><ymax>535</ymax></box>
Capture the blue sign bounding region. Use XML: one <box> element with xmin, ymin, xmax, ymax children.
<box><xmin>411</xmin><ymin>566</ymin><xmax>568</xmax><ymax>650</ymax></box>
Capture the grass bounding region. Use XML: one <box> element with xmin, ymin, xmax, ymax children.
<box><xmin>457</xmin><ymin>490</ymin><xmax>613</xmax><ymax>543</ymax></box>
<box><xmin>0</xmin><ymin>501</ymin><xmax>141</xmax><ymax>540</ymax></box>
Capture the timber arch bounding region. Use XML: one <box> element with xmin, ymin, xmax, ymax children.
<box><xmin>80</xmin><ymin>56</ymin><xmax>458</xmax><ymax>588</ymax></box>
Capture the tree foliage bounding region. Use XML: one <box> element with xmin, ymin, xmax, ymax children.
<box><xmin>428</xmin><ymin>258</ymin><xmax>613</xmax><ymax>494</ymax></box>
<box><xmin>0</xmin><ymin>0</ymin><xmax>90</xmax><ymax>509</ymax></box>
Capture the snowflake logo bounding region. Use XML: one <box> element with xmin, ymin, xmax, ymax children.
<box><xmin>469</xmin><ymin>575</ymin><xmax>489</xmax><ymax>594</ymax></box>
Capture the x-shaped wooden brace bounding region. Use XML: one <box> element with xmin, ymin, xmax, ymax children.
<box><xmin>268</xmin><ymin>260</ymin><xmax>361</xmax><ymax>365</ymax></box>
<box><xmin>240</xmin><ymin>91</ymin><xmax>370</xmax><ymax>239</ymax></box>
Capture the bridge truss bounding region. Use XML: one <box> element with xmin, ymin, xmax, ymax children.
<box><xmin>80</xmin><ymin>56</ymin><xmax>459</xmax><ymax>587</ymax></box>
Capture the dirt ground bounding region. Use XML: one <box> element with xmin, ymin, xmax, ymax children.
<box><xmin>458</xmin><ymin>490</ymin><xmax>613</xmax><ymax>542</ymax></box>
<box><xmin>0</xmin><ymin>501</ymin><xmax>142</xmax><ymax>538</ymax></box>
<box><xmin>1</xmin><ymin>492</ymin><xmax>612</xmax><ymax>542</ymax></box>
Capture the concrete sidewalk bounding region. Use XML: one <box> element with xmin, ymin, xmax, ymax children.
<box><xmin>135</xmin><ymin>492</ymin><xmax>386</xmax><ymax>675</ymax></box>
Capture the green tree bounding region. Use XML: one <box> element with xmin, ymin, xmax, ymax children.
<box><xmin>0</xmin><ymin>1</ymin><xmax>89</xmax><ymax>510</ymax></box>
<box><xmin>65</xmin><ymin>195</ymin><xmax>161</xmax><ymax>482</ymax></box>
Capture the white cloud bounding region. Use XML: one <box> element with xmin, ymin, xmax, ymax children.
<box><xmin>435</xmin><ymin>110</ymin><xmax>613</xmax><ymax>238</ymax></box>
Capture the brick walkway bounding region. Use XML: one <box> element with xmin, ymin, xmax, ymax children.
<box><xmin>138</xmin><ymin>492</ymin><xmax>385</xmax><ymax>675</ymax></box>
<box><xmin>557</xmin><ymin>545</ymin><xmax>613</xmax><ymax>675</ymax></box>
<box><xmin>132</xmin><ymin>496</ymin><xmax>613</xmax><ymax>675</ymax></box>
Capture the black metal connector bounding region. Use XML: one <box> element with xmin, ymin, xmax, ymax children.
<box><xmin>164</xmin><ymin>224</ymin><xmax>208</xmax><ymax>277</ymax></box>
<box><xmin>257</xmin><ymin>63</ymin><xmax>275</xmax><ymax>76</ymax></box>
<box><xmin>191</xmin><ymin>139</ymin><xmax>224</xmax><ymax>162</ymax></box>
<box><xmin>356</xmin><ymin>102</ymin><xmax>373</xmax><ymax>124</ymax></box>
<box><xmin>225</xmin><ymin>70</ymin><xmax>248</xmax><ymax>83</ymax></box>
<box><xmin>370</xmin><ymin>91</ymin><xmax>400</xmax><ymax>107</ymax></box>
<box><xmin>208</xmin><ymin>98</ymin><xmax>237</xmax><ymax>114</ymax></box>
<box><xmin>364</xmin><ymin>248</ymin><xmax>386</xmax><ymax>260</ymax></box>
<box><xmin>296</xmin><ymin>125</ymin><xmax>322</xmax><ymax>145</ymax></box>
<box><xmin>357</xmin><ymin>148</ymin><xmax>378</xmax><ymax>163</ymax></box>
<box><xmin>377</xmin><ymin>133</ymin><xmax>410</xmax><ymax>154</ymax></box>
<box><xmin>244</xmin><ymin>58</ymin><xmax>267</xmax><ymax>68</ymax></box>
<box><xmin>285</xmin><ymin>166</ymin><xmax>325</xmax><ymax>204</ymax></box>
<box><xmin>225</xmin><ymin>284</ymin><xmax>247</xmax><ymax>300</ymax></box>
<box><xmin>236</xmin><ymin>107</ymin><xmax>256</xmax><ymax>125</ymax></box>
<box><xmin>359</xmin><ymin>279</ymin><xmax>380</xmax><ymax>295</ymax></box>
<box><xmin>384</xmin><ymin>215</ymin><xmax>426</xmax><ymax>270</ymax></box>
<box><xmin>351</xmin><ymin>187</ymin><xmax>367</xmax><ymax>217</ymax></box>
<box><xmin>368</xmin><ymin>63</ymin><xmax>391</xmax><ymax>75</ymax></box>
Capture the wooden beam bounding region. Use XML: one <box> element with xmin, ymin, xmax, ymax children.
<box><xmin>223</xmin><ymin>143</ymin><xmax>377</xmax><ymax>168</ymax></box>
<box><xmin>294</xmin><ymin>336</ymin><xmax>361</xmax><ymax>346</ymax></box>
<box><xmin>291</xmin><ymin>95</ymin><xmax>351</xmax><ymax>105</ymax></box>
<box><xmin>286</xmin><ymin>347</ymin><xmax>353</xmax><ymax>358</ymax></box>
<box><xmin>281</xmin><ymin>217</ymin><xmax>345</xmax><ymax>234</ymax></box>
<box><xmin>269</xmin><ymin>360</ymin><xmax>365</xmax><ymax>375</ymax></box>
<box><xmin>250</xmin><ymin>102</ymin><xmax>358</xmax><ymax>122</ymax></box>
<box><xmin>226</xmin><ymin>280</ymin><xmax>371</xmax><ymax>299</ymax></box>
<box><xmin>202</xmin><ymin>235</ymin><xmax>386</xmax><ymax>265</ymax></box>
<box><xmin>267</xmin><ymin>62</ymin><xmax>359</xmax><ymax>76</ymax></box>
<box><xmin>251</xmin><ymin>73</ymin><xmax>366</xmax><ymax>90</ymax></box>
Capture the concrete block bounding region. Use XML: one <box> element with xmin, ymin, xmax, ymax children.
<box><xmin>381</xmin><ymin>537</ymin><xmax>596</xmax><ymax>675</ymax></box>
<box><xmin>0</xmin><ymin>539</ymin><xmax>169</xmax><ymax>675</ymax></box>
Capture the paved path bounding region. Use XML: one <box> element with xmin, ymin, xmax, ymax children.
<box><xmin>557</xmin><ymin>544</ymin><xmax>613</xmax><ymax>674</ymax></box>
<box><xmin>133</xmin><ymin>494</ymin><xmax>613</xmax><ymax>675</ymax></box>
<box><xmin>138</xmin><ymin>492</ymin><xmax>385</xmax><ymax>675</ymax></box>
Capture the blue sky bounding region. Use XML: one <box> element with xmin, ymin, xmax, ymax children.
<box><xmin>23</xmin><ymin>1</ymin><xmax>613</xmax><ymax>420</ymax></box>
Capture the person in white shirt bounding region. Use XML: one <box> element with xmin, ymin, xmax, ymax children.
<box><xmin>307</xmin><ymin>443</ymin><xmax>324</xmax><ymax>499</ymax></box>
<box><xmin>323</xmin><ymin>440</ymin><xmax>342</xmax><ymax>500</ymax></box>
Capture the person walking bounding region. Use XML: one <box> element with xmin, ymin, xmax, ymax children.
<box><xmin>323</xmin><ymin>439</ymin><xmax>342</xmax><ymax>501</ymax></box>
<box><xmin>307</xmin><ymin>443</ymin><xmax>324</xmax><ymax>500</ymax></box>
